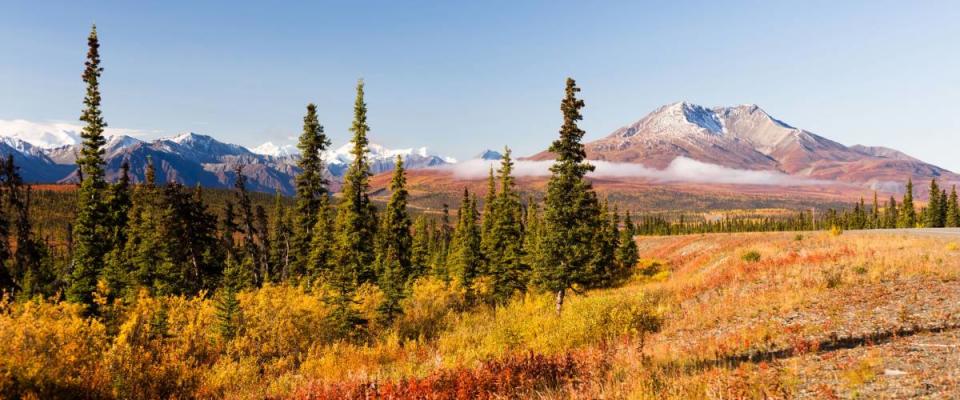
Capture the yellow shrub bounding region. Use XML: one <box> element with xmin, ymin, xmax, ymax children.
<box><xmin>0</xmin><ymin>298</ymin><xmax>110</xmax><ymax>398</ymax></box>
<box><xmin>231</xmin><ymin>284</ymin><xmax>335</xmax><ymax>366</ymax></box>
<box><xmin>438</xmin><ymin>288</ymin><xmax>663</xmax><ymax>365</ymax></box>
<box><xmin>394</xmin><ymin>277</ymin><xmax>461</xmax><ymax>340</ymax></box>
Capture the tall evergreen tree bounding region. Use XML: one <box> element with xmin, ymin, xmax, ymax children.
<box><xmin>947</xmin><ymin>186</ymin><xmax>960</xmax><ymax>228</ymax></box>
<box><xmin>291</xmin><ymin>104</ymin><xmax>331</xmax><ymax>276</ymax></box>
<box><xmin>410</xmin><ymin>216</ymin><xmax>431</xmax><ymax>277</ymax></box>
<box><xmin>306</xmin><ymin>195</ymin><xmax>334</xmax><ymax>284</ymax></box>
<box><xmin>333</xmin><ymin>80</ymin><xmax>378</xmax><ymax>285</ymax></box>
<box><xmin>885</xmin><ymin>196</ymin><xmax>899</xmax><ymax>229</ymax></box>
<box><xmin>939</xmin><ymin>188</ymin><xmax>948</xmax><ymax>228</ymax></box>
<box><xmin>68</xmin><ymin>25</ymin><xmax>111</xmax><ymax>308</ymax></box>
<box><xmin>233</xmin><ymin>164</ymin><xmax>263</xmax><ymax>285</ymax></box>
<box><xmin>899</xmin><ymin>179</ymin><xmax>916</xmax><ymax>228</ymax></box>
<box><xmin>615</xmin><ymin>211</ymin><xmax>639</xmax><ymax>281</ymax></box>
<box><xmin>536</xmin><ymin>78</ymin><xmax>602</xmax><ymax>314</ymax></box>
<box><xmin>480</xmin><ymin>166</ymin><xmax>496</xmax><ymax>246</ymax></box>
<box><xmin>481</xmin><ymin>147</ymin><xmax>527</xmax><ymax>305</ymax></box>
<box><xmin>430</xmin><ymin>204</ymin><xmax>453</xmax><ymax>279</ymax></box>
<box><xmin>924</xmin><ymin>179</ymin><xmax>942</xmax><ymax>227</ymax></box>
<box><xmin>588</xmin><ymin>201</ymin><xmax>619</xmax><ymax>287</ymax></box>
<box><xmin>376</xmin><ymin>156</ymin><xmax>413</xmax><ymax>323</ymax></box>
<box><xmin>377</xmin><ymin>156</ymin><xmax>413</xmax><ymax>274</ymax></box>
<box><xmin>450</xmin><ymin>189</ymin><xmax>482</xmax><ymax>302</ymax></box>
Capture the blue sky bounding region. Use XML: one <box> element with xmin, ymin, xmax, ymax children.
<box><xmin>2</xmin><ymin>1</ymin><xmax>959</xmax><ymax>169</ymax></box>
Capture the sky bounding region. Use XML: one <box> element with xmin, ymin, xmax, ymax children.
<box><xmin>2</xmin><ymin>1</ymin><xmax>960</xmax><ymax>169</ymax></box>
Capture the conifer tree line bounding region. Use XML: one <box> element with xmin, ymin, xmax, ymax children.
<box><xmin>0</xmin><ymin>27</ymin><xmax>637</xmax><ymax>339</ymax></box>
<box><xmin>630</xmin><ymin>177</ymin><xmax>960</xmax><ymax>235</ymax></box>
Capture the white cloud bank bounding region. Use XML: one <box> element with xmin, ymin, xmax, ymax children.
<box><xmin>445</xmin><ymin>156</ymin><xmax>825</xmax><ymax>186</ymax></box>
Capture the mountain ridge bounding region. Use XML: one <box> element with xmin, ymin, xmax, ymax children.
<box><xmin>0</xmin><ymin>121</ymin><xmax>456</xmax><ymax>195</ymax></box>
<box><xmin>529</xmin><ymin>101</ymin><xmax>958</xmax><ymax>190</ymax></box>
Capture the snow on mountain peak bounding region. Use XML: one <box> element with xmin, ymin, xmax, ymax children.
<box><xmin>0</xmin><ymin>119</ymin><xmax>150</xmax><ymax>149</ymax></box>
<box><xmin>252</xmin><ymin>142</ymin><xmax>299</xmax><ymax>157</ymax></box>
<box><xmin>637</xmin><ymin>102</ymin><xmax>725</xmax><ymax>136</ymax></box>
<box><xmin>325</xmin><ymin>141</ymin><xmax>456</xmax><ymax>165</ymax></box>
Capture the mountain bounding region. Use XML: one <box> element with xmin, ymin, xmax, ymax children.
<box><xmin>322</xmin><ymin>142</ymin><xmax>456</xmax><ymax>177</ymax></box>
<box><xmin>252</xmin><ymin>142</ymin><xmax>299</xmax><ymax>157</ymax></box>
<box><xmin>0</xmin><ymin>121</ymin><xmax>456</xmax><ymax>195</ymax></box>
<box><xmin>530</xmin><ymin>101</ymin><xmax>959</xmax><ymax>190</ymax></box>
<box><xmin>476</xmin><ymin>149</ymin><xmax>503</xmax><ymax>160</ymax></box>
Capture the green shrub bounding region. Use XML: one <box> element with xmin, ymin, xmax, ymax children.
<box><xmin>741</xmin><ymin>250</ymin><xmax>761</xmax><ymax>263</ymax></box>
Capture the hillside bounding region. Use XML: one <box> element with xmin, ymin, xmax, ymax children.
<box><xmin>530</xmin><ymin>102</ymin><xmax>959</xmax><ymax>192</ymax></box>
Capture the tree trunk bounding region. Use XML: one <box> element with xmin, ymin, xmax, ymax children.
<box><xmin>555</xmin><ymin>288</ymin><xmax>565</xmax><ymax>315</ymax></box>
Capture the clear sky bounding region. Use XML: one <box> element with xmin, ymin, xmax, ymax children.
<box><xmin>2</xmin><ymin>1</ymin><xmax>959</xmax><ymax>169</ymax></box>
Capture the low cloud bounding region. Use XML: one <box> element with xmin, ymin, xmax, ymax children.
<box><xmin>445</xmin><ymin>156</ymin><xmax>825</xmax><ymax>186</ymax></box>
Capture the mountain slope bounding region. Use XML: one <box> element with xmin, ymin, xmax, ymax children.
<box><xmin>0</xmin><ymin>121</ymin><xmax>456</xmax><ymax>194</ymax></box>
<box><xmin>530</xmin><ymin>101</ymin><xmax>958</xmax><ymax>189</ymax></box>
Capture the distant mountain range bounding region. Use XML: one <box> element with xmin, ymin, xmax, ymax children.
<box><xmin>2</xmin><ymin>102</ymin><xmax>956</xmax><ymax>201</ymax></box>
<box><xmin>0</xmin><ymin>120</ymin><xmax>456</xmax><ymax>195</ymax></box>
<box><xmin>530</xmin><ymin>102</ymin><xmax>958</xmax><ymax>192</ymax></box>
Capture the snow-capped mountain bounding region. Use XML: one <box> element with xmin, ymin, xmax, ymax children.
<box><xmin>531</xmin><ymin>101</ymin><xmax>958</xmax><ymax>189</ymax></box>
<box><xmin>252</xmin><ymin>142</ymin><xmax>299</xmax><ymax>157</ymax></box>
<box><xmin>0</xmin><ymin>121</ymin><xmax>457</xmax><ymax>194</ymax></box>
<box><xmin>321</xmin><ymin>142</ymin><xmax>456</xmax><ymax>176</ymax></box>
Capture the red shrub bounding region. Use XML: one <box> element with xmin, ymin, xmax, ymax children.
<box><xmin>285</xmin><ymin>351</ymin><xmax>597</xmax><ymax>400</ymax></box>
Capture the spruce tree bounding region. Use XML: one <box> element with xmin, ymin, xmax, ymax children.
<box><xmin>101</xmin><ymin>161</ymin><xmax>132</xmax><ymax>299</ymax></box>
<box><xmin>588</xmin><ymin>201</ymin><xmax>619</xmax><ymax>287</ymax></box>
<box><xmin>68</xmin><ymin>25</ymin><xmax>111</xmax><ymax>308</ymax></box>
<box><xmin>233</xmin><ymin>164</ymin><xmax>263</xmax><ymax>285</ymax></box>
<box><xmin>537</xmin><ymin>78</ymin><xmax>601</xmax><ymax>314</ymax></box>
<box><xmin>939</xmin><ymin>188</ymin><xmax>948</xmax><ymax>228</ymax></box>
<box><xmin>480</xmin><ymin>166</ymin><xmax>496</xmax><ymax>247</ymax></box>
<box><xmin>615</xmin><ymin>211</ymin><xmax>639</xmax><ymax>280</ymax></box>
<box><xmin>430</xmin><ymin>204</ymin><xmax>453</xmax><ymax>279</ymax></box>
<box><xmin>886</xmin><ymin>196</ymin><xmax>898</xmax><ymax>229</ymax></box>
<box><xmin>450</xmin><ymin>188</ymin><xmax>482</xmax><ymax>302</ymax></box>
<box><xmin>376</xmin><ymin>156</ymin><xmax>413</xmax><ymax>323</ymax></box>
<box><xmin>899</xmin><ymin>179</ymin><xmax>916</xmax><ymax>228</ymax></box>
<box><xmin>123</xmin><ymin>162</ymin><xmax>167</xmax><ymax>296</ymax></box>
<box><xmin>333</xmin><ymin>80</ymin><xmax>378</xmax><ymax>285</ymax></box>
<box><xmin>306</xmin><ymin>195</ymin><xmax>334</xmax><ymax>284</ymax></box>
<box><xmin>410</xmin><ymin>216</ymin><xmax>431</xmax><ymax>277</ymax></box>
<box><xmin>377</xmin><ymin>156</ymin><xmax>412</xmax><ymax>275</ymax></box>
<box><xmin>924</xmin><ymin>179</ymin><xmax>942</xmax><ymax>227</ymax></box>
<box><xmin>947</xmin><ymin>186</ymin><xmax>960</xmax><ymax>228</ymax></box>
<box><xmin>291</xmin><ymin>104</ymin><xmax>331</xmax><ymax>276</ymax></box>
<box><xmin>481</xmin><ymin>147</ymin><xmax>527</xmax><ymax>305</ymax></box>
